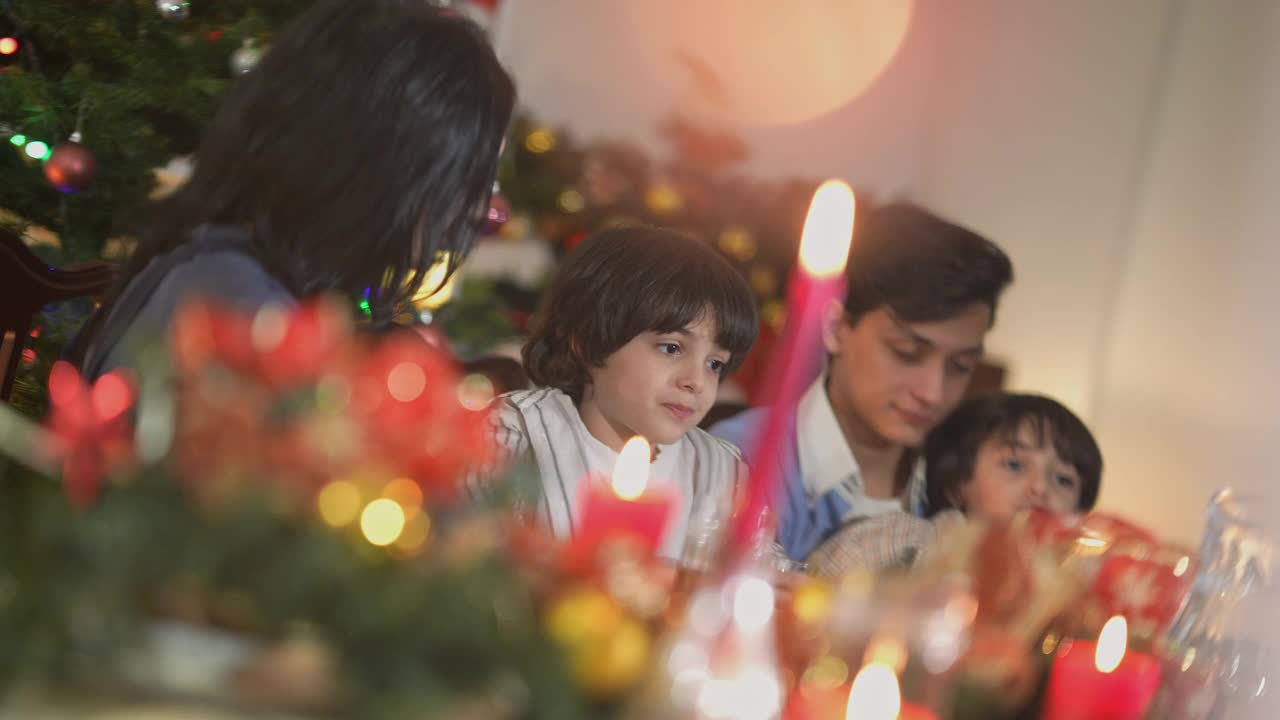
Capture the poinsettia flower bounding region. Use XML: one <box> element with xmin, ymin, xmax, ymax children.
<box><xmin>46</xmin><ymin>361</ymin><xmax>136</xmax><ymax>507</ymax></box>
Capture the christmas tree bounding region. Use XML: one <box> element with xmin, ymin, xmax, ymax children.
<box><xmin>0</xmin><ymin>0</ymin><xmax>312</xmax><ymax>262</ymax></box>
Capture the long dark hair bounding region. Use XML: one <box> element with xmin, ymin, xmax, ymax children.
<box><xmin>81</xmin><ymin>0</ymin><xmax>514</xmax><ymax>349</ymax></box>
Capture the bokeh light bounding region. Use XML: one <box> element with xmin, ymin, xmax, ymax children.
<box><xmin>317</xmin><ymin>480</ymin><xmax>362</xmax><ymax>528</ymax></box>
<box><xmin>360</xmin><ymin>498</ymin><xmax>406</xmax><ymax>546</ymax></box>
<box><xmin>386</xmin><ymin>361</ymin><xmax>426</xmax><ymax>403</ymax></box>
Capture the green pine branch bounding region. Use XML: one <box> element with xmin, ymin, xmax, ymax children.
<box><xmin>2</xmin><ymin>0</ymin><xmax>313</xmax><ymax>261</ymax></box>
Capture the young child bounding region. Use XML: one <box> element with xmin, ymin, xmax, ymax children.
<box><xmin>477</xmin><ymin>225</ymin><xmax>759</xmax><ymax>561</ymax></box>
<box><xmin>807</xmin><ymin>392</ymin><xmax>1102</xmax><ymax>576</ymax></box>
<box><xmin>922</xmin><ymin>392</ymin><xmax>1102</xmax><ymax>520</ymax></box>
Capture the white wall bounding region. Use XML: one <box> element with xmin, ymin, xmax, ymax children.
<box><xmin>492</xmin><ymin>0</ymin><xmax>1277</xmax><ymax>544</ymax></box>
<box><xmin>1092</xmin><ymin>0</ymin><xmax>1280</xmax><ymax>543</ymax></box>
<box><xmin>911</xmin><ymin>0</ymin><xmax>1175</xmax><ymax>420</ymax></box>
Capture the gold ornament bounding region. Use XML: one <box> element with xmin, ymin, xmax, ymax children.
<box><xmin>749</xmin><ymin>265</ymin><xmax>778</xmax><ymax>296</ymax></box>
<box><xmin>524</xmin><ymin>127</ymin><xmax>557</xmax><ymax>154</ymax></box>
<box><xmin>761</xmin><ymin>300</ymin><xmax>786</xmax><ymax>332</ymax></box>
<box><xmin>546</xmin><ymin>585</ymin><xmax>622</xmax><ymax>647</ymax></box>
<box><xmin>545</xmin><ymin>585</ymin><xmax>652</xmax><ymax>697</ymax></box>
<box><xmin>717</xmin><ymin>226</ymin><xmax>756</xmax><ymax>261</ymax></box>
<box><xmin>573</xmin><ymin>615</ymin><xmax>650</xmax><ymax>697</ymax></box>
<box><xmin>644</xmin><ymin>182</ymin><xmax>683</xmax><ymax>215</ymax></box>
<box><xmin>556</xmin><ymin>188</ymin><xmax>586</xmax><ymax>214</ymax></box>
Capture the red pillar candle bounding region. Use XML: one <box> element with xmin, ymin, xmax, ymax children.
<box><xmin>574</xmin><ymin>436</ymin><xmax>679</xmax><ymax>561</ymax></box>
<box><xmin>732</xmin><ymin>180</ymin><xmax>856</xmax><ymax>554</ymax></box>
<box><xmin>1043</xmin><ymin>616</ymin><xmax>1163</xmax><ymax>720</ymax></box>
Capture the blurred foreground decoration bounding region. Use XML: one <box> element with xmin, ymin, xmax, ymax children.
<box><xmin>0</xmin><ymin>299</ymin><xmax>1219</xmax><ymax>719</ymax></box>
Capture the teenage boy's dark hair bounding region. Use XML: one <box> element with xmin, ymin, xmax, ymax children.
<box><xmin>924</xmin><ymin>393</ymin><xmax>1103</xmax><ymax>516</ymax></box>
<box><xmin>844</xmin><ymin>202</ymin><xmax>1013</xmax><ymax>325</ymax></box>
<box><xmin>523</xmin><ymin>225</ymin><xmax>758</xmax><ymax>402</ymax></box>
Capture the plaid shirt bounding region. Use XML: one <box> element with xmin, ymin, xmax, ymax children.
<box><xmin>806</xmin><ymin>510</ymin><xmax>966</xmax><ymax>577</ymax></box>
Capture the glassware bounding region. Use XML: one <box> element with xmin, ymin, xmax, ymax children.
<box><xmin>1153</xmin><ymin>488</ymin><xmax>1278</xmax><ymax>719</ymax></box>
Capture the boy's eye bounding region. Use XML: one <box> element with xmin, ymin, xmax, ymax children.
<box><xmin>657</xmin><ymin>342</ymin><xmax>681</xmax><ymax>355</ymax></box>
<box><xmin>707</xmin><ymin>358</ymin><xmax>726</xmax><ymax>373</ymax></box>
<box><xmin>890</xmin><ymin>345</ymin><xmax>923</xmax><ymax>363</ymax></box>
<box><xmin>947</xmin><ymin>359</ymin><xmax>976</xmax><ymax>376</ymax></box>
<box><xmin>1054</xmin><ymin>474</ymin><xmax>1078</xmax><ymax>489</ymax></box>
<box><xmin>1002</xmin><ymin>458</ymin><xmax>1024</xmax><ymax>472</ymax></box>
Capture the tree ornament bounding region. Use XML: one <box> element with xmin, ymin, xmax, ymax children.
<box><xmin>44</xmin><ymin>132</ymin><xmax>97</xmax><ymax>193</ymax></box>
<box><xmin>481</xmin><ymin>192</ymin><xmax>510</xmax><ymax>236</ymax></box>
<box><xmin>231</xmin><ymin>38</ymin><xmax>265</xmax><ymax>75</ymax></box>
<box><xmin>544</xmin><ymin>585</ymin><xmax>651</xmax><ymax>698</ymax></box>
<box><xmin>155</xmin><ymin>1</ymin><xmax>191</xmax><ymax>21</ymax></box>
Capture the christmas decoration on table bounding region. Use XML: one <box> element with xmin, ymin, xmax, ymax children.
<box><xmin>898</xmin><ymin>508</ymin><xmax>1200</xmax><ymax>720</ymax></box>
<box><xmin>0</xmin><ymin>297</ymin><xmax>595</xmax><ymax>719</ymax></box>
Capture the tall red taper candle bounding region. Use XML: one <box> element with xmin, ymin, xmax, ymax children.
<box><xmin>731</xmin><ymin>180</ymin><xmax>856</xmax><ymax>554</ymax></box>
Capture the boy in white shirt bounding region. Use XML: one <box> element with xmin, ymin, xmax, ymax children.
<box><xmin>476</xmin><ymin>226</ymin><xmax>758</xmax><ymax>561</ymax></box>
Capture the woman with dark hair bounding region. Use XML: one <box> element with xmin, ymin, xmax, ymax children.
<box><xmin>76</xmin><ymin>0</ymin><xmax>515</xmax><ymax>380</ymax></box>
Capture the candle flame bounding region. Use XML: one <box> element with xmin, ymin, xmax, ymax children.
<box><xmin>1095</xmin><ymin>615</ymin><xmax>1128</xmax><ymax>673</ymax></box>
<box><xmin>845</xmin><ymin>661</ymin><xmax>901</xmax><ymax>720</ymax></box>
<box><xmin>611</xmin><ymin>436</ymin><xmax>651</xmax><ymax>500</ymax></box>
<box><xmin>799</xmin><ymin>179</ymin><xmax>856</xmax><ymax>278</ymax></box>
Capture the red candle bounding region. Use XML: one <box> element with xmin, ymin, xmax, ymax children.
<box><xmin>786</xmin><ymin>662</ymin><xmax>938</xmax><ymax>720</ymax></box>
<box><xmin>1043</xmin><ymin>616</ymin><xmax>1162</xmax><ymax>720</ymax></box>
<box><xmin>732</xmin><ymin>180</ymin><xmax>856</xmax><ymax>553</ymax></box>
<box><xmin>573</xmin><ymin>436</ymin><xmax>679</xmax><ymax>561</ymax></box>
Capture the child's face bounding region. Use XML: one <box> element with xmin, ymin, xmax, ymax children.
<box><xmin>577</xmin><ymin>313</ymin><xmax>729</xmax><ymax>451</ymax></box>
<box><xmin>961</xmin><ymin>421</ymin><xmax>1083</xmax><ymax>520</ymax></box>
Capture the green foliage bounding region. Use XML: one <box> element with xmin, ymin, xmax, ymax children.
<box><xmin>436</xmin><ymin>278</ymin><xmax>522</xmax><ymax>357</ymax></box>
<box><xmin>1</xmin><ymin>0</ymin><xmax>314</xmax><ymax>260</ymax></box>
<box><xmin>0</xmin><ymin>447</ymin><xmax>591</xmax><ymax>719</ymax></box>
<box><xmin>7</xmin><ymin>300</ymin><xmax>91</xmax><ymax>420</ymax></box>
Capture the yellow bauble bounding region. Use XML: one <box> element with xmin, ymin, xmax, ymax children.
<box><xmin>544</xmin><ymin>585</ymin><xmax>651</xmax><ymax>697</ymax></box>
<box><xmin>545</xmin><ymin>586</ymin><xmax>623</xmax><ymax>649</ymax></box>
<box><xmin>570</xmin><ymin>616</ymin><xmax>651</xmax><ymax>697</ymax></box>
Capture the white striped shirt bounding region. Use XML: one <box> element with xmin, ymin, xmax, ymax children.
<box><xmin>473</xmin><ymin>388</ymin><xmax>747</xmax><ymax>561</ymax></box>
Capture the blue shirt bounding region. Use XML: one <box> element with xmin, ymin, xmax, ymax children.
<box><xmin>711</xmin><ymin>378</ymin><xmax>926</xmax><ymax>561</ymax></box>
<box><xmin>82</xmin><ymin>225</ymin><xmax>292</xmax><ymax>381</ymax></box>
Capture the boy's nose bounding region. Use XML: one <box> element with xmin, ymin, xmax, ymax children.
<box><xmin>677</xmin><ymin>362</ymin><xmax>705</xmax><ymax>394</ymax></box>
<box><xmin>1027</xmin><ymin>473</ymin><xmax>1049</xmax><ymax>503</ymax></box>
<box><xmin>908</xmin><ymin>363</ymin><xmax>945</xmax><ymax>408</ymax></box>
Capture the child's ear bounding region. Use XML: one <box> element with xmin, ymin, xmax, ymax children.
<box><xmin>944</xmin><ymin>474</ymin><xmax>969</xmax><ymax>512</ymax></box>
<box><xmin>821</xmin><ymin>299</ymin><xmax>844</xmax><ymax>355</ymax></box>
